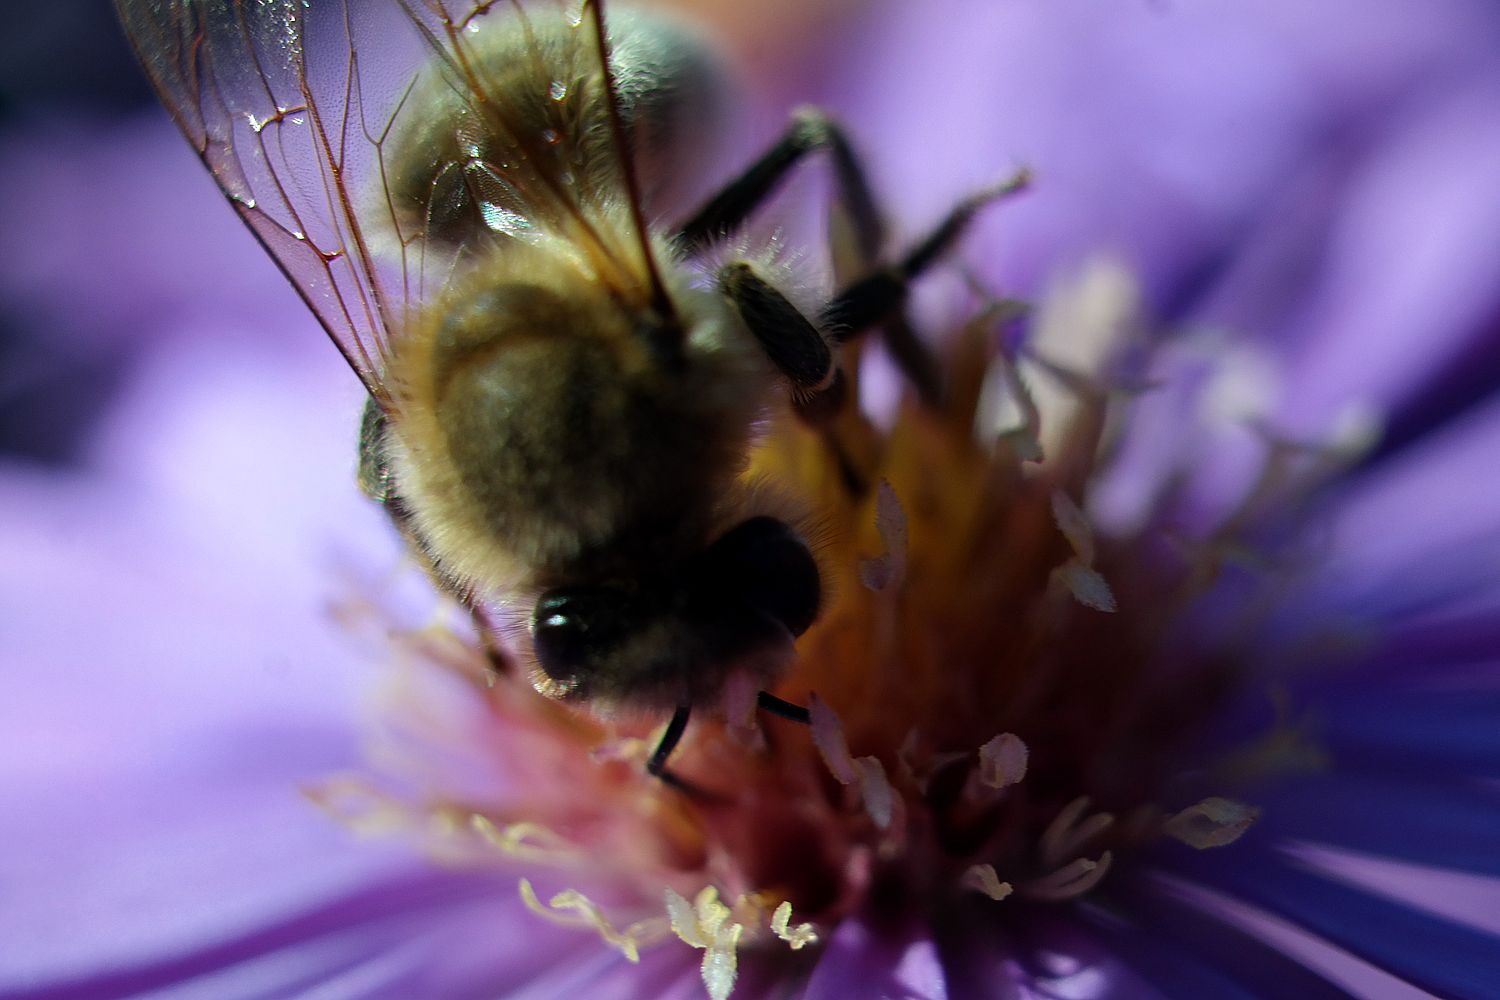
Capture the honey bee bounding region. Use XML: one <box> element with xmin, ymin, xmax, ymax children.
<box><xmin>115</xmin><ymin>0</ymin><xmax>1017</xmax><ymax>780</ymax></box>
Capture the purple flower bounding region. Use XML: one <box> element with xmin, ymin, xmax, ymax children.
<box><xmin>5</xmin><ymin>0</ymin><xmax>1500</xmax><ymax>997</ymax></box>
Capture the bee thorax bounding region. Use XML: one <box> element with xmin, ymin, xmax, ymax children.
<box><xmin>386</xmin><ymin>275</ymin><xmax>763</xmax><ymax>597</ymax></box>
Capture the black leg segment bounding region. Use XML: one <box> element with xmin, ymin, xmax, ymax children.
<box><xmin>717</xmin><ymin>261</ymin><xmax>838</xmax><ymax>398</ymax></box>
<box><xmin>757</xmin><ymin>690</ymin><xmax>812</xmax><ymax>724</ymax></box>
<box><xmin>647</xmin><ymin>704</ymin><xmax>693</xmax><ymax>783</ymax></box>
<box><xmin>675</xmin><ymin>107</ymin><xmax>884</xmax><ymax>259</ymax></box>
<box><xmin>823</xmin><ymin>169</ymin><xmax>1031</xmax><ymax>340</ymax></box>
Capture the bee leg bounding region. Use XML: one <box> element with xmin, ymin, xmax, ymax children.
<box><xmin>674</xmin><ymin>108</ymin><xmax>883</xmax><ymax>260</ymax></box>
<box><xmin>677</xmin><ymin>109</ymin><xmax>944</xmax><ymax>405</ymax></box>
<box><xmin>756</xmin><ymin>690</ymin><xmax>812</xmax><ymax>725</ymax></box>
<box><xmin>716</xmin><ymin>261</ymin><xmax>848</xmax><ymax>424</ymax></box>
<box><xmin>646</xmin><ymin>705</ymin><xmax>702</xmax><ymax>793</ymax></box>
<box><xmin>822</xmin><ymin>169</ymin><xmax>1032</xmax><ymax>340</ymax></box>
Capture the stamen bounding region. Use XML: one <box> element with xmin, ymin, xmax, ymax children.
<box><xmin>720</xmin><ymin>671</ymin><xmax>763</xmax><ymax>742</ymax></box>
<box><xmin>1163</xmin><ymin>797</ymin><xmax>1261</xmax><ymax>849</ymax></box>
<box><xmin>666</xmin><ymin>887</ymin><xmax>745</xmax><ymax>1000</ymax></box>
<box><xmin>855</xmin><ymin>755</ymin><xmax>896</xmax><ymax>830</ymax></box>
<box><xmin>1024</xmin><ymin>851</ymin><xmax>1115</xmax><ymax>901</ymax></box>
<box><xmin>977</xmin><ymin>733</ymin><xmax>1029</xmax><ymax>789</ymax></box>
<box><xmin>960</xmin><ymin>863</ymin><xmax>1015</xmax><ymax>901</ymax></box>
<box><xmin>1047</xmin><ymin>489</ymin><xmax>1117</xmax><ymax>610</ymax></box>
<box><xmin>303</xmin><ymin>776</ymin><xmax>411</xmax><ymax>835</ymax></box>
<box><xmin>519</xmin><ymin>879</ymin><xmax>670</xmax><ymax>962</ymax></box>
<box><xmin>858</xmin><ymin>480</ymin><xmax>909</xmax><ymax>591</ymax></box>
<box><xmin>590</xmin><ymin>736</ymin><xmax>652</xmax><ymax>765</ymax></box>
<box><xmin>974</xmin><ymin>346</ymin><xmax>1044</xmax><ymax>460</ymax></box>
<box><xmin>471</xmin><ymin>816</ymin><xmax>578</xmax><ymax>863</ymax></box>
<box><xmin>1052</xmin><ymin>560</ymin><xmax>1118</xmax><ymax>612</ymax></box>
<box><xmin>808</xmin><ymin>696</ymin><xmax>897</xmax><ymax>830</ymax></box>
<box><xmin>1050</xmin><ymin>490</ymin><xmax>1097</xmax><ymax>565</ymax></box>
<box><xmin>1040</xmin><ymin>796</ymin><xmax>1116</xmax><ymax>869</ymax></box>
<box><xmin>962</xmin><ymin>732</ymin><xmax>1028</xmax><ymax>805</ymax></box>
<box><xmin>809</xmin><ymin>694</ymin><xmax>858</xmax><ymax>785</ymax></box>
<box><xmin>769</xmin><ymin>901</ymin><xmax>819</xmax><ymax>949</ymax></box>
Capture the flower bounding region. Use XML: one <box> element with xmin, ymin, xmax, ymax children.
<box><xmin>6</xmin><ymin>1</ymin><xmax>1500</xmax><ymax>998</ymax></box>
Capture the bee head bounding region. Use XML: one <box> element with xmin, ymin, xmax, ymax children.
<box><xmin>530</xmin><ymin>584</ymin><xmax>652</xmax><ymax>698</ymax></box>
<box><xmin>528</xmin><ymin>518</ymin><xmax>821</xmax><ymax>707</ymax></box>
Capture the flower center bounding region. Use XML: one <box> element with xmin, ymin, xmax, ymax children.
<box><xmin>315</xmin><ymin>261</ymin><xmax>1362</xmax><ymax>1000</ymax></box>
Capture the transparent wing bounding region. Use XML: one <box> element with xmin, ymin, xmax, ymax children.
<box><xmin>114</xmin><ymin>0</ymin><xmax>645</xmax><ymax>401</ymax></box>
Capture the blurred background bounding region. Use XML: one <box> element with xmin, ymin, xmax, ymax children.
<box><xmin>0</xmin><ymin>0</ymin><xmax>152</xmax><ymax>464</ymax></box>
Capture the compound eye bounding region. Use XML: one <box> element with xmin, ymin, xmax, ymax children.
<box><xmin>531</xmin><ymin>586</ymin><xmax>638</xmax><ymax>684</ymax></box>
<box><xmin>701</xmin><ymin>517</ymin><xmax>821</xmax><ymax>638</ymax></box>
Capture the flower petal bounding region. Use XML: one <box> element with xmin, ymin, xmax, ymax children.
<box><xmin>803</xmin><ymin>918</ymin><xmax>948</xmax><ymax>1000</ymax></box>
<box><xmin>1292</xmin><ymin>388</ymin><xmax>1500</xmax><ymax>625</ymax></box>
<box><xmin>1170</xmin><ymin>839</ymin><xmax>1500</xmax><ymax>996</ymax></box>
<box><xmin>1082</xmin><ymin>876</ymin><xmax>1351</xmax><ymax>1000</ymax></box>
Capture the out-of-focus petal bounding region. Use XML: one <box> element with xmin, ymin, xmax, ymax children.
<box><xmin>1294</xmin><ymin>388</ymin><xmax>1500</xmax><ymax>624</ymax></box>
<box><xmin>1274</xmin><ymin>79</ymin><xmax>1500</xmax><ymax>445</ymax></box>
<box><xmin>944</xmin><ymin>911</ymin><xmax>1172</xmax><ymax>1000</ymax></box>
<box><xmin>1168</xmin><ymin>840</ymin><xmax>1500</xmax><ymax>996</ymax></box>
<box><xmin>1146</xmin><ymin>875</ymin><xmax>1439</xmax><ymax>1000</ymax></box>
<box><xmin>823</xmin><ymin>0</ymin><xmax>1500</xmax><ymax>307</ymax></box>
<box><xmin>0</xmin><ymin>331</ymin><xmax>435</xmax><ymax>992</ymax></box>
<box><xmin>1081</xmin><ymin>881</ymin><xmax>1350</xmax><ymax>1000</ymax></box>
<box><xmin>1312</xmin><ymin>685</ymin><xmax>1500</xmax><ymax>783</ymax></box>
<box><xmin>1283</xmin><ymin>843</ymin><xmax>1500</xmax><ymax>940</ymax></box>
<box><xmin>1228</xmin><ymin>772</ymin><xmax>1500</xmax><ymax>878</ymax></box>
<box><xmin>802</xmin><ymin>918</ymin><xmax>948</xmax><ymax>1000</ymax></box>
<box><xmin>0</xmin><ymin>115</ymin><xmax>295</xmax><ymax>352</ymax></box>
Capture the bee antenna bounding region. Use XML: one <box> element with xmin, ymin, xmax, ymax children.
<box><xmin>585</xmin><ymin>0</ymin><xmax>680</xmax><ymax>334</ymax></box>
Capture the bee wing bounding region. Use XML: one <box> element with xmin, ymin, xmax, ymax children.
<box><xmin>114</xmin><ymin>0</ymin><xmax>656</xmax><ymax>402</ymax></box>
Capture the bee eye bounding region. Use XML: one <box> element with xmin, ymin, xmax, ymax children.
<box><xmin>699</xmin><ymin>517</ymin><xmax>821</xmax><ymax>638</ymax></box>
<box><xmin>531</xmin><ymin>586</ymin><xmax>638</xmax><ymax>683</ymax></box>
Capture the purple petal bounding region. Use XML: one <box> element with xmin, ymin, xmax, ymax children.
<box><xmin>1284</xmin><ymin>843</ymin><xmax>1500</xmax><ymax>940</ymax></box>
<box><xmin>0</xmin><ymin>114</ymin><xmax>298</xmax><ymax>353</ymax></box>
<box><xmin>940</xmin><ymin>908</ymin><xmax>1171</xmax><ymax>1000</ymax></box>
<box><xmin>1081</xmin><ymin>880</ymin><xmax>1350</xmax><ymax>1000</ymax></box>
<box><xmin>0</xmin><ymin>334</ymin><xmax>426</xmax><ymax>991</ymax></box>
<box><xmin>1149</xmin><ymin>874</ymin><xmax>1439</xmax><ymax>1000</ymax></box>
<box><xmin>1293</xmin><ymin>389</ymin><xmax>1500</xmax><ymax>625</ymax></box>
<box><xmin>1275</xmin><ymin>77</ymin><xmax>1500</xmax><ymax>443</ymax></box>
<box><xmin>803</xmin><ymin>917</ymin><xmax>949</xmax><ymax>1000</ymax></box>
<box><xmin>1168</xmin><ymin>840</ymin><xmax>1500</xmax><ymax>995</ymax></box>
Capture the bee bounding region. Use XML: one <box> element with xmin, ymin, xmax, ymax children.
<box><xmin>115</xmin><ymin>0</ymin><xmax>1018</xmax><ymax>780</ymax></box>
